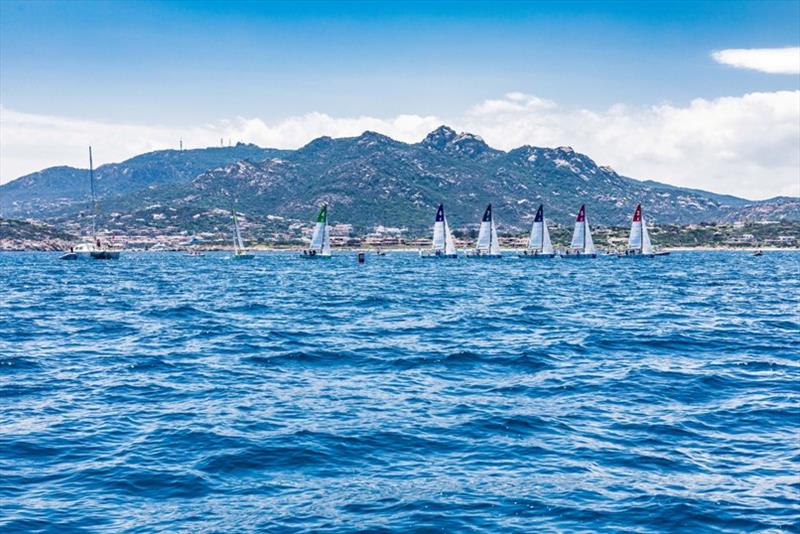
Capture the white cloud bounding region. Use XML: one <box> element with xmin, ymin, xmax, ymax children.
<box><xmin>712</xmin><ymin>47</ymin><xmax>800</xmax><ymax>74</ymax></box>
<box><xmin>455</xmin><ymin>91</ymin><xmax>800</xmax><ymax>199</ymax></box>
<box><xmin>2</xmin><ymin>91</ymin><xmax>799</xmax><ymax>199</ymax></box>
<box><xmin>469</xmin><ymin>92</ymin><xmax>557</xmax><ymax>115</ymax></box>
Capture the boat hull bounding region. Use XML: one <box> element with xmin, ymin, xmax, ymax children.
<box><xmin>301</xmin><ymin>252</ymin><xmax>332</xmax><ymax>259</ymax></box>
<box><xmin>419</xmin><ymin>250</ymin><xmax>458</xmax><ymax>258</ymax></box>
<box><xmin>560</xmin><ymin>253</ymin><xmax>597</xmax><ymax>259</ymax></box>
<box><xmin>617</xmin><ymin>252</ymin><xmax>655</xmax><ymax>259</ymax></box>
<box><xmin>465</xmin><ymin>253</ymin><xmax>502</xmax><ymax>259</ymax></box>
<box><xmin>518</xmin><ymin>252</ymin><xmax>556</xmax><ymax>259</ymax></box>
<box><xmin>59</xmin><ymin>253</ymin><xmax>78</xmax><ymax>260</ymax></box>
<box><xmin>231</xmin><ymin>254</ymin><xmax>254</xmax><ymax>260</ymax></box>
<box><xmin>90</xmin><ymin>251</ymin><xmax>120</xmax><ymax>260</ymax></box>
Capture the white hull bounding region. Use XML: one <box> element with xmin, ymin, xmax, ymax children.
<box><xmin>70</xmin><ymin>250</ymin><xmax>121</xmax><ymax>260</ymax></box>
<box><xmin>518</xmin><ymin>250</ymin><xmax>556</xmax><ymax>259</ymax></box>
<box><xmin>560</xmin><ymin>252</ymin><xmax>597</xmax><ymax>259</ymax></box>
<box><xmin>465</xmin><ymin>251</ymin><xmax>502</xmax><ymax>259</ymax></box>
<box><xmin>420</xmin><ymin>250</ymin><xmax>458</xmax><ymax>258</ymax></box>
<box><xmin>302</xmin><ymin>251</ymin><xmax>332</xmax><ymax>259</ymax></box>
<box><xmin>618</xmin><ymin>251</ymin><xmax>655</xmax><ymax>258</ymax></box>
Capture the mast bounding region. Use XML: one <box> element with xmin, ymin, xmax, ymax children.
<box><xmin>231</xmin><ymin>210</ymin><xmax>240</xmax><ymax>253</ymax></box>
<box><xmin>540</xmin><ymin>207</ymin><xmax>544</xmax><ymax>252</ymax></box>
<box><xmin>582</xmin><ymin>213</ymin><xmax>586</xmax><ymax>253</ymax></box>
<box><xmin>639</xmin><ymin>207</ymin><xmax>644</xmax><ymax>253</ymax></box>
<box><xmin>89</xmin><ymin>146</ymin><xmax>97</xmax><ymax>239</ymax></box>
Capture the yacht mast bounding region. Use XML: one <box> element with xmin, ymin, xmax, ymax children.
<box><xmin>89</xmin><ymin>146</ymin><xmax>97</xmax><ymax>240</ymax></box>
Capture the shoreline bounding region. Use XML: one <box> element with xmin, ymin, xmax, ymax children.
<box><xmin>3</xmin><ymin>246</ymin><xmax>799</xmax><ymax>253</ymax></box>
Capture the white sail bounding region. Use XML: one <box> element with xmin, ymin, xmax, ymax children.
<box><xmin>570</xmin><ymin>220</ymin><xmax>585</xmax><ymax>250</ymax></box>
<box><xmin>444</xmin><ymin>218</ymin><xmax>456</xmax><ymax>254</ymax></box>
<box><xmin>529</xmin><ymin>220</ymin><xmax>542</xmax><ymax>250</ymax></box>
<box><xmin>628</xmin><ymin>219</ymin><xmax>642</xmax><ymax>250</ymax></box>
<box><xmin>310</xmin><ymin>223</ymin><xmax>324</xmax><ymax>250</ymax></box>
<box><xmin>641</xmin><ymin>215</ymin><xmax>653</xmax><ymax>254</ymax></box>
<box><xmin>321</xmin><ymin>222</ymin><xmax>331</xmax><ymax>255</ymax></box>
<box><xmin>529</xmin><ymin>204</ymin><xmax>552</xmax><ymax>253</ymax></box>
<box><xmin>476</xmin><ymin>220</ymin><xmax>491</xmax><ymax>250</ymax></box>
<box><xmin>433</xmin><ymin>221</ymin><xmax>445</xmax><ymax>251</ymax></box>
<box><xmin>489</xmin><ymin>218</ymin><xmax>500</xmax><ymax>255</ymax></box>
<box><xmin>584</xmin><ymin>220</ymin><xmax>595</xmax><ymax>254</ymax></box>
<box><xmin>571</xmin><ymin>204</ymin><xmax>594</xmax><ymax>253</ymax></box>
<box><xmin>309</xmin><ymin>205</ymin><xmax>328</xmax><ymax>252</ymax></box>
<box><xmin>476</xmin><ymin>204</ymin><xmax>494</xmax><ymax>252</ymax></box>
<box><xmin>542</xmin><ymin>222</ymin><xmax>554</xmax><ymax>254</ymax></box>
<box><xmin>232</xmin><ymin>211</ymin><xmax>245</xmax><ymax>253</ymax></box>
<box><xmin>628</xmin><ymin>204</ymin><xmax>643</xmax><ymax>250</ymax></box>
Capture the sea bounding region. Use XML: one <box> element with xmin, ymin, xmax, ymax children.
<box><xmin>1</xmin><ymin>251</ymin><xmax>798</xmax><ymax>533</ymax></box>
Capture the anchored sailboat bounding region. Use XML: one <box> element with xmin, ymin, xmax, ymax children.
<box><xmin>562</xmin><ymin>204</ymin><xmax>597</xmax><ymax>258</ymax></box>
<box><xmin>303</xmin><ymin>204</ymin><xmax>332</xmax><ymax>258</ymax></box>
<box><xmin>466</xmin><ymin>204</ymin><xmax>502</xmax><ymax>258</ymax></box>
<box><xmin>519</xmin><ymin>204</ymin><xmax>555</xmax><ymax>258</ymax></box>
<box><xmin>420</xmin><ymin>204</ymin><xmax>458</xmax><ymax>258</ymax></box>
<box><xmin>230</xmin><ymin>209</ymin><xmax>254</xmax><ymax>260</ymax></box>
<box><xmin>60</xmin><ymin>146</ymin><xmax>120</xmax><ymax>260</ymax></box>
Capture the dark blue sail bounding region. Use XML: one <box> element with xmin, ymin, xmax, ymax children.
<box><xmin>435</xmin><ymin>204</ymin><xmax>445</xmax><ymax>222</ymax></box>
<box><xmin>482</xmin><ymin>204</ymin><xmax>492</xmax><ymax>222</ymax></box>
<box><xmin>534</xmin><ymin>204</ymin><xmax>544</xmax><ymax>222</ymax></box>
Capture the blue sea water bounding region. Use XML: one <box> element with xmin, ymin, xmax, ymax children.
<box><xmin>1</xmin><ymin>251</ymin><xmax>798</xmax><ymax>533</ymax></box>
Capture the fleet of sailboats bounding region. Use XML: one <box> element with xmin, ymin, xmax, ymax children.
<box><xmin>466</xmin><ymin>204</ymin><xmax>502</xmax><ymax>258</ymax></box>
<box><xmin>562</xmin><ymin>204</ymin><xmax>597</xmax><ymax>259</ymax></box>
<box><xmin>420</xmin><ymin>204</ymin><xmax>458</xmax><ymax>258</ymax></box>
<box><xmin>302</xmin><ymin>204</ymin><xmax>332</xmax><ymax>258</ymax></box>
<box><xmin>54</xmin><ymin>148</ymin><xmax>668</xmax><ymax>260</ymax></box>
<box><xmin>60</xmin><ymin>147</ymin><xmax>121</xmax><ymax>260</ymax></box>
<box><xmin>230</xmin><ymin>209</ymin><xmax>254</xmax><ymax>260</ymax></box>
<box><xmin>519</xmin><ymin>204</ymin><xmax>555</xmax><ymax>258</ymax></box>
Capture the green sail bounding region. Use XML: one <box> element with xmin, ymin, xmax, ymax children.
<box><xmin>316</xmin><ymin>204</ymin><xmax>328</xmax><ymax>223</ymax></box>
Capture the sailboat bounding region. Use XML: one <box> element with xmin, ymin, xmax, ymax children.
<box><xmin>561</xmin><ymin>204</ymin><xmax>597</xmax><ymax>259</ymax></box>
<box><xmin>230</xmin><ymin>209</ymin><xmax>254</xmax><ymax>260</ymax></box>
<box><xmin>466</xmin><ymin>204</ymin><xmax>502</xmax><ymax>258</ymax></box>
<box><xmin>519</xmin><ymin>204</ymin><xmax>556</xmax><ymax>258</ymax></box>
<box><xmin>60</xmin><ymin>146</ymin><xmax>120</xmax><ymax>260</ymax></box>
<box><xmin>420</xmin><ymin>204</ymin><xmax>458</xmax><ymax>258</ymax></box>
<box><xmin>302</xmin><ymin>204</ymin><xmax>332</xmax><ymax>258</ymax></box>
<box><xmin>619</xmin><ymin>204</ymin><xmax>657</xmax><ymax>258</ymax></box>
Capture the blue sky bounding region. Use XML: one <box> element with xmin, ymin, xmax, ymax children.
<box><xmin>1</xmin><ymin>0</ymin><xmax>799</xmax><ymax>197</ymax></box>
<box><xmin>1</xmin><ymin>0</ymin><xmax>798</xmax><ymax>122</ymax></box>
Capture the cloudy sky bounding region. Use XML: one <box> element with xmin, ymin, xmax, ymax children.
<box><xmin>1</xmin><ymin>0</ymin><xmax>798</xmax><ymax>199</ymax></box>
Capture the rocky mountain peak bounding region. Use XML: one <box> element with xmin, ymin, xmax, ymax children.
<box><xmin>421</xmin><ymin>125</ymin><xmax>493</xmax><ymax>157</ymax></box>
<box><xmin>422</xmin><ymin>125</ymin><xmax>458</xmax><ymax>149</ymax></box>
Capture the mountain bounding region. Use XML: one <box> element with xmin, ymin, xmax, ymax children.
<box><xmin>0</xmin><ymin>218</ymin><xmax>77</xmax><ymax>251</ymax></box>
<box><xmin>0</xmin><ymin>143</ymin><xmax>288</xmax><ymax>218</ymax></box>
<box><xmin>1</xmin><ymin>126</ymin><xmax>797</xmax><ymax>236</ymax></box>
<box><xmin>720</xmin><ymin>196</ymin><xmax>800</xmax><ymax>223</ymax></box>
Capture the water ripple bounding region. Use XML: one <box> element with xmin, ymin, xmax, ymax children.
<box><xmin>1</xmin><ymin>251</ymin><xmax>798</xmax><ymax>532</ymax></box>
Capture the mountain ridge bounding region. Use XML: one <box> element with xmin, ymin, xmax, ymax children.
<box><xmin>1</xmin><ymin>126</ymin><xmax>797</xmax><ymax>234</ymax></box>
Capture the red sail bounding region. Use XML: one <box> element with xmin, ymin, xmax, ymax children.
<box><xmin>633</xmin><ymin>204</ymin><xmax>642</xmax><ymax>222</ymax></box>
<box><xmin>576</xmin><ymin>204</ymin><xmax>586</xmax><ymax>222</ymax></box>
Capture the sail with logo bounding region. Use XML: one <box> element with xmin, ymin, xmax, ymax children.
<box><xmin>620</xmin><ymin>204</ymin><xmax>668</xmax><ymax>257</ymax></box>
<box><xmin>303</xmin><ymin>204</ymin><xmax>332</xmax><ymax>258</ymax></box>
<box><xmin>519</xmin><ymin>204</ymin><xmax>555</xmax><ymax>258</ymax></box>
<box><xmin>467</xmin><ymin>204</ymin><xmax>502</xmax><ymax>258</ymax></box>
<box><xmin>420</xmin><ymin>203</ymin><xmax>457</xmax><ymax>258</ymax></box>
<box><xmin>562</xmin><ymin>204</ymin><xmax>597</xmax><ymax>258</ymax></box>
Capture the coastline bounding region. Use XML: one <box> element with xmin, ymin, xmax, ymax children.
<box><xmin>3</xmin><ymin>246</ymin><xmax>799</xmax><ymax>253</ymax></box>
